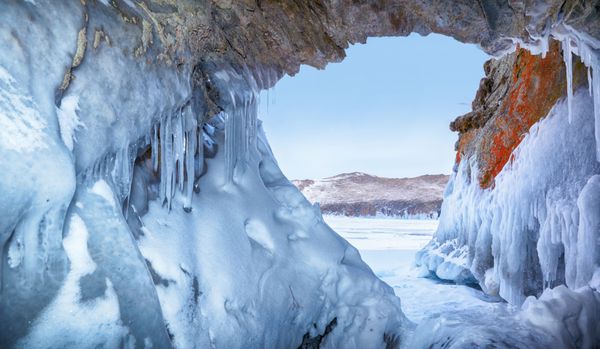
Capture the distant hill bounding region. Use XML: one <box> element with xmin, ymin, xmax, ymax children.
<box><xmin>292</xmin><ymin>172</ymin><xmax>449</xmax><ymax>219</ymax></box>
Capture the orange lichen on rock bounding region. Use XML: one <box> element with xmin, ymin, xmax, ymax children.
<box><xmin>453</xmin><ymin>40</ymin><xmax>588</xmax><ymax>189</ymax></box>
<box><xmin>454</xmin><ymin>129</ymin><xmax>477</xmax><ymax>165</ymax></box>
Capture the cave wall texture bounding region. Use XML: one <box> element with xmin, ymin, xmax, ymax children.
<box><xmin>19</xmin><ymin>0</ymin><xmax>599</xmax><ymax>117</ymax></box>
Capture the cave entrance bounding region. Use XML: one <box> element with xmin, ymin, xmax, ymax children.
<box><xmin>258</xmin><ymin>33</ymin><xmax>490</xmax><ymax>322</ymax></box>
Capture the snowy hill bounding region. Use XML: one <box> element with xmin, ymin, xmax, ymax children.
<box><xmin>292</xmin><ymin>172</ymin><xmax>449</xmax><ymax>219</ymax></box>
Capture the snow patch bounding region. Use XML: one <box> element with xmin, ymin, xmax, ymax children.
<box><xmin>56</xmin><ymin>95</ymin><xmax>84</xmax><ymax>151</ymax></box>
<box><xmin>244</xmin><ymin>219</ymin><xmax>275</xmax><ymax>251</ymax></box>
<box><xmin>90</xmin><ymin>180</ymin><xmax>116</xmax><ymax>207</ymax></box>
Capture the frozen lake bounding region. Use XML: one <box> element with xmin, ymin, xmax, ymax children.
<box><xmin>324</xmin><ymin>215</ymin><xmax>509</xmax><ymax>324</ymax></box>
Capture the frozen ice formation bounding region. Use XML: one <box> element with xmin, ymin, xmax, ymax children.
<box><xmin>407</xmin><ymin>285</ymin><xmax>600</xmax><ymax>348</ymax></box>
<box><xmin>415</xmin><ymin>38</ymin><xmax>600</xmax><ymax>345</ymax></box>
<box><xmin>418</xmin><ymin>89</ymin><xmax>600</xmax><ymax>303</ymax></box>
<box><xmin>0</xmin><ymin>2</ymin><xmax>409</xmax><ymax>348</ymax></box>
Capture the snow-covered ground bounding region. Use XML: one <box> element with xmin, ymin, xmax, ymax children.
<box><xmin>324</xmin><ymin>215</ymin><xmax>510</xmax><ymax>323</ymax></box>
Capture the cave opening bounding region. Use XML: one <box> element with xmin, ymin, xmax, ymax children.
<box><xmin>256</xmin><ymin>33</ymin><xmax>494</xmax><ymax>325</ymax></box>
<box><xmin>259</xmin><ymin>34</ymin><xmax>489</xmax><ymax>180</ymax></box>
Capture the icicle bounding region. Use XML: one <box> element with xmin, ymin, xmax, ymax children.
<box><xmin>223</xmin><ymin>89</ymin><xmax>260</xmax><ymax>185</ymax></box>
<box><xmin>159</xmin><ymin>117</ymin><xmax>167</xmax><ymax>204</ymax></box>
<box><xmin>121</xmin><ymin>146</ymin><xmax>131</xmax><ymax>201</ymax></box>
<box><xmin>593</xmin><ymin>59</ymin><xmax>600</xmax><ymax>162</ymax></box>
<box><xmin>197</xmin><ymin>121</ymin><xmax>203</xmax><ymax>160</ymax></box>
<box><xmin>240</xmin><ymin>100</ymin><xmax>247</xmax><ymax>159</ymax></box>
<box><xmin>224</xmin><ymin>107</ymin><xmax>239</xmax><ymax>184</ymax></box>
<box><xmin>562</xmin><ymin>38</ymin><xmax>574</xmax><ymax>123</ymax></box>
<box><xmin>588</xmin><ymin>67</ymin><xmax>593</xmax><ymax>97</ymax></box>
<box><xmin>164</xmin><ymin>115</ymin><xmax>174</xmax><ymax>209</ymax></box>
<box><xmin>183</xmin><ymin>107</ymin><xmax>197</xmax><ymax>212</ymax></box>
<box><xmin>109</xmin><ymin>146</ymin><xmax>132</xmax><ymax>203</ymax></box>
<box><xmin>184</xmin><ymin>129</ymin><xmax>196</xmax><ymax>211</ymax></box>
<box><xmin>197</xmin><ymin>121</ymin><xmax>205</xmax><ymax>179</ymax></box>
<box><xmin>152</xmin><ymin>124</ymin><xmax>159</xmax><ymax>172</ymax></box>
<box><xmin>224</xmin><ymin>112</ymin><xmax>232</xmax><ymax>184</ymax></box>
<box><xmin>540</xmin><ymin>35</ymin><xmax>549</xmax><ymax>59</ymax></box>
<box><xmin>123</xmin><ymin>146</ymin><xmax>136</xmax><ymax>219</ymax></box>
<box><xmin>245</xmin><ymin>93</ymin><xmax>258</xmax><ymax>161</ymax></box>
<box><xmin>173</xmin><ymin>111</ymin><xmax>185</xmax><ymax>193</ymax></box>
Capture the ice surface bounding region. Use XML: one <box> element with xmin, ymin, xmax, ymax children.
<box><xmin>324</xmin><ymin>215</ymin><xmax>438</xmax><ymax>251</ymax></box>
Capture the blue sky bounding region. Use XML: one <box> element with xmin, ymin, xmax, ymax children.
<box><xmin>259</xmin><ymin>34</ymin><xmax>489</xmax><ymax>180</ymax></box>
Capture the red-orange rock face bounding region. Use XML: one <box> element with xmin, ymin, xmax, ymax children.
<box><xmin>452</xmin><ymin>40</ymin><xmax>589</xmax><ymax>189</ymax></box>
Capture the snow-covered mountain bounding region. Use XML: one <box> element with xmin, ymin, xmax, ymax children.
<box><xmin>293</xmin><ymin>173</ymin><xmax>449</xmax><ymax>219</ymax></box>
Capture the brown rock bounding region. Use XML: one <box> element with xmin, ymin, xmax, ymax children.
<box><xmin>452</xmin><ymin>40</ymin><xmax>590</xmax><ymax>188</ymax></box>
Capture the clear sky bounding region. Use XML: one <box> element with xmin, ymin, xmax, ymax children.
<box><xmin>258</xmin><ymin>34</ymin><xmax>490</xmax><ymax>180</ymax></box>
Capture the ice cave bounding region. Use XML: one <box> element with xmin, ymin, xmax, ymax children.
<box><xmin>1</xmin><ymin>1</ymin><xmax>600</xmax><ymax>348</ymax></box>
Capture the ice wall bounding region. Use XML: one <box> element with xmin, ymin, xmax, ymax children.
<box><xmin>1</xmin><ymin>1</ymin><xmax>192</xmax><ymax>345</ymax></box>
<box><xmin>417</xmin><ymin>22</ymin><xmax>600</xmax><ymax>310</ymax></box>
<box><xmin>0</xmin><ymin>1</ymin><xmax>409</xmax><ymax>347</ymax></box>
<box><xmin>417</xmin><ymin>88</ymin><xmax>600</xmax><ymax>305</ymax></box>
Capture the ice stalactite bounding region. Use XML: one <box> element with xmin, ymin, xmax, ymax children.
<box><xmin>587</xmin><ymin>67</ymin><xmax>593</xmax><ymax>97</ymax></box>
<box><xmin>561</xmin><ymin>38</ymin><xmax>574</xmax><ymax>123</ymax></box>
<box><xmin>523</xmin><ymin>28</ymin><xmax>600</xmax><ymax>163</ymax></box>
<box><xmin>151</xmin><ymin>124</ymin><xmax>159</xmax><ymax>172</ymax></box>
<box><xmin>184</xmin><ymin>106</ymin><xmax>198</xmax><ymax>212</ymax></box>
<box><xmin>81</xmin><ymin>143</ymin><xmax>136</xmax><ymax>206</ymax></box>
<box><xmin>161</xmin><ymin>114</ymin><xmax>174</xmax><ymax>209</ymax></box>
<box><xmin>152</xmin><ymin>105</ymin><xmax>203</xmax><ymax>211</ymax></box>
<box><xmin>224</xmin><ymin>110</ymin><xmax>235</xmax><ymax>184</ymax></box>
<box><xmin>224</xmin><ymin>93</ymin><xmax>258</xmax><ymax>185</ymax></box>
<box><xmin>555</xmin><ymin>32</ymin><xmax>600</xmax><ymax>162</ymax></box>
<box><xmin>593</xmin><ymin>58</ymin><xmax>600</xmax><ymax>162</ymax></box>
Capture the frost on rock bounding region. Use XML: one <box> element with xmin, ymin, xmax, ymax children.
<box><xmin>417</xmin><ymin>89</ymin><xmax>600</xmax><ymax>305</ymax></box>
